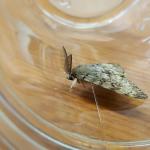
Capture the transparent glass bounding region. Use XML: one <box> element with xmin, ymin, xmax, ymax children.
<box><xmin>0</xmin><ymin>0</ymin><xmax>150</xmax><ymax>149</ymax></box>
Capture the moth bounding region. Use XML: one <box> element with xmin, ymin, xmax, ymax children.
<box><xmin>63</xmin><ymin>47</ymin><xmax>148</xmax><ymax>99</ymax></box>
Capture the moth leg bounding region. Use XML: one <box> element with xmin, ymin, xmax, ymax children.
<box><xmin>91</xmin><ymin>85</ymin><xmax>102</xmax><ymax>124</ymax></box>
<box><xmin>70</xmin><ymin>78</ymin><xmax>77</xmax><ymax>89</ymax></box>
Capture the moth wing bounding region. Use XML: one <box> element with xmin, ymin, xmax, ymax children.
<box><xmin>82</xmin><ymin>64</ymin><xmax>124</xmax><ymax>90</ymax></box>
<box><xmin>76</xmin><ymin>64</ymin><xmax>148</xmax><ymax>99</ymax></box>
<box><xmin>114</xmin><ymin>78</ymin><xmax>148</xmax><ymax>99</ymax></box>
<box><xmin>83</xmin><ymin>72</ymin><xmax>147</xmax><ymax>99</ymax></box>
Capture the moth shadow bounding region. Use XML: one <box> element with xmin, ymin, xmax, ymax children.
<box><xmin>72</xmin><ymin>84</ymin><xmax>144</xmax><ymax>111</ymax></box>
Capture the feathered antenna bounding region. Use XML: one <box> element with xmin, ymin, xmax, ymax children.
<box><xmin>63</xmin><ymin>46</ymin><xmax>72</xmax><ymax>75</ymax></box>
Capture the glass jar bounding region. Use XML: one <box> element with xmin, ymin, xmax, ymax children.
<box><xmin>0</xmin><ymin>0</ymin><xmax>150</xmax><ymax>149</ymax></box>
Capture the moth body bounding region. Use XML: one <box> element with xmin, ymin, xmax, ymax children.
<box><xmin>63</xmin><ymin>47</ymin><xmax>148</xmax><ymax>99</ymax></box>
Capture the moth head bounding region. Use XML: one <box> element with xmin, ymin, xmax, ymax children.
<box><xmin>63</xmin><ymin>46</ymin><xmax>74</xmax><ymax>80</ymax></box>
<box><xmin>67</xmin><ymin>73</ymin><xmax>75</xmax><ymax>80</ymax></box>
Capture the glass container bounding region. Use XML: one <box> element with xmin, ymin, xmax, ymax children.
<box><xmin>0</xmin><ymin>0</ymin><xmax>150</xmax><ymax>149</ymax></box>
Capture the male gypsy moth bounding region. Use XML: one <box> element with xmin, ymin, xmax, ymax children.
<box><xmin>63</xmin><ymin>47</ymin><xmax>148</xmax><ymax>99</ymax></box>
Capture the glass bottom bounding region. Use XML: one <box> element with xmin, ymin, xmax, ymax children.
<box><xmin>0</xmin><ymin>0</ymin><xmax>150</xmax><ymax>149</ymax></box>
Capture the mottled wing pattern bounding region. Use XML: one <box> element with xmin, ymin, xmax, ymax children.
<box><xmin>73</xmin><ymin>64</ymin><xmax>147</xmax><ymax>99</ymax></box>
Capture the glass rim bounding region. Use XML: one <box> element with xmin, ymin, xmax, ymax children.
<box><xmin>35</xmin><ymin>0</ymin><xmax>139</xmax><ymax>29</ymax></box>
